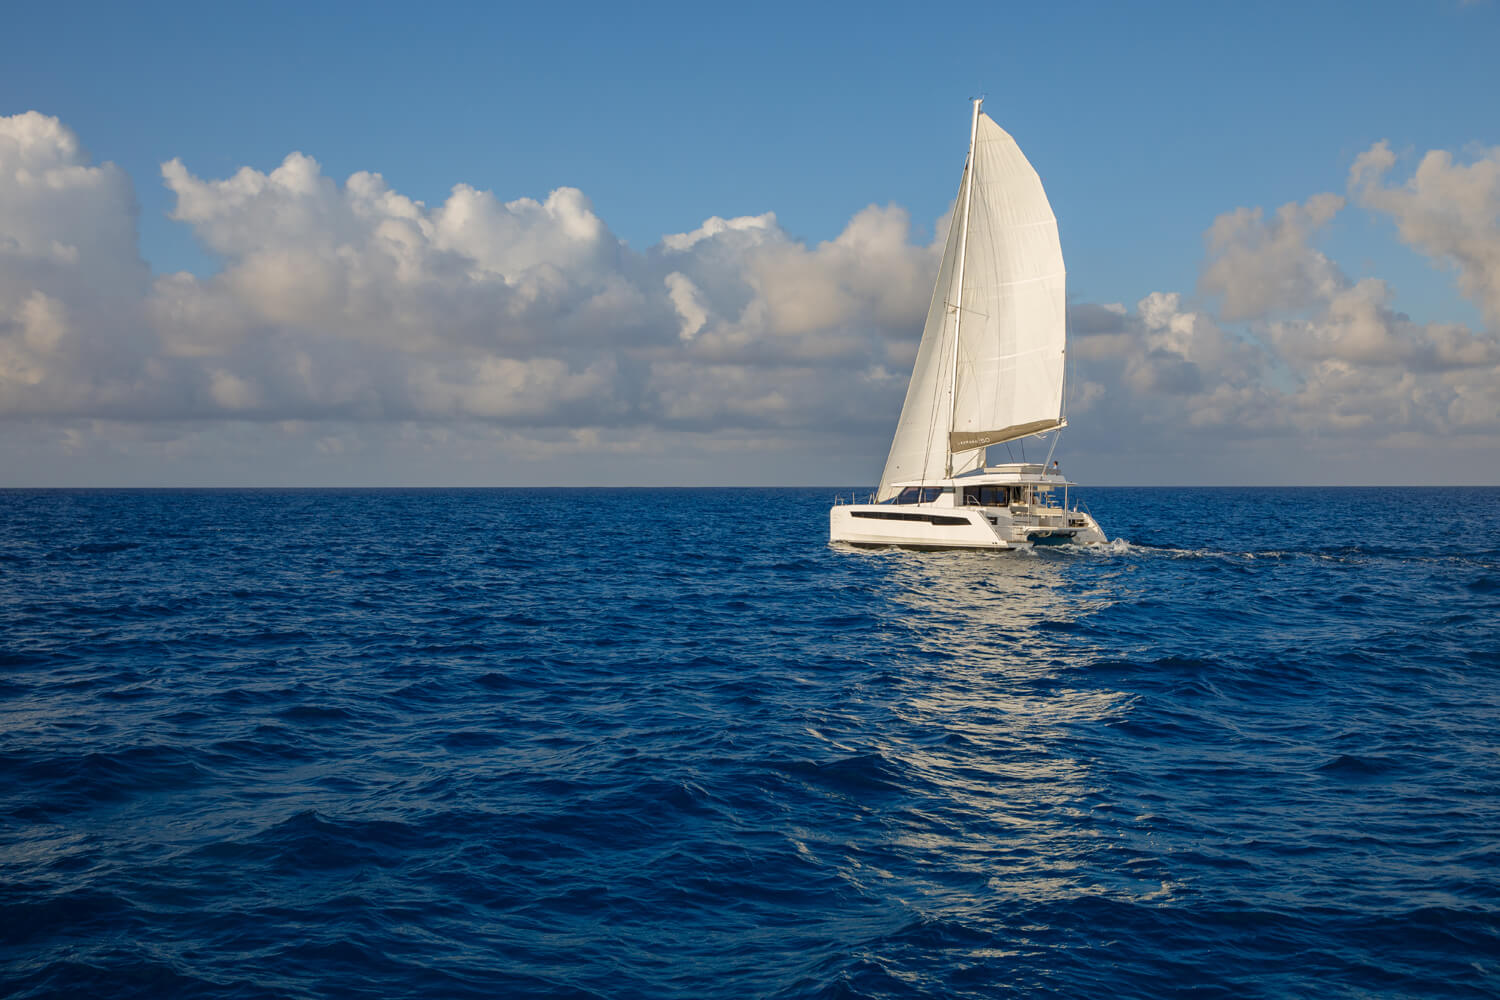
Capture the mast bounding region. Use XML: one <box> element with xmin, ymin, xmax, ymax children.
<box><xmin>944</xmin><ymin>98</ymin><xmax>982</xmax><ymax>478</ymax></box>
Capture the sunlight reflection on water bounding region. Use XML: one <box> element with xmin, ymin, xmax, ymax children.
<box><xmin>827</xmin><ymin>549</ymin><xmax>1174</xmax><ymax>916</ymax></box>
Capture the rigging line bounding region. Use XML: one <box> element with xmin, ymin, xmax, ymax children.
<box><xmin>1043</xmin><ymin>426</ymin><xmax>1063</xmax><ymax>471</ymax></box>
<box><xmin>913</xmin><ymin>246</ymin><xmax>960</xmax><ymax>502</ymax></box>
<box><xmin>917</xmin><ymin>327</ymin><xmax>948</xmax><ymax>503</ymax></box>
<box><xmin>916</xmin><ymin>153</ymin><xmax>972</xmax><ymax>498</ymax></box>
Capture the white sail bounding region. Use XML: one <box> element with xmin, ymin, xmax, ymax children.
<box><xmin>876</xmin><ymin>110</ymin><xmax>1066</xmax><ymax>501</ymax></box>
<box><xmin>949</xmin><ymin>114</ymin><xmax>1067</xmax><ymax>453</ymax></box>
<box><xmin>875</xmin><ymin>171</ymin><xmax>966</xmax><ymax>500</ymax></box>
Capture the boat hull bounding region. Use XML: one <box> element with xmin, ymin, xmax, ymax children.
<box><xmin>829</xmin><ymin>499</ymin><xmax>1106</xmax><ymax>550</ymax></box>
<box><xmin>830</xmin><ymin>504</ymin><xmax>1015</xmax><ymax>549</ymax></box>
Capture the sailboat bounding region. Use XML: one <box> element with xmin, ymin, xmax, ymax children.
<box><xmin>830</xmin><ymin>100</ymin><xmax>1107</xmax><ymax>549</ymax></box>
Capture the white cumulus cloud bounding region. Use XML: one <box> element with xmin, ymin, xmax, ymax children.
<box><xmin>1</xmin><ymin>111</ymin><xmax>1498</xmax><ymax>484</ymax></box>
<box><xmin>1350</xmin><ymin>140</ymin><xmax>1500</xmax><ymax>329</ymax></box>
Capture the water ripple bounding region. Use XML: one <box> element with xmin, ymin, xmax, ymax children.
<box><xmin>0</xmin><ymin>487</ymin><xmax>1497</xmax><ymax>998</ymax></box>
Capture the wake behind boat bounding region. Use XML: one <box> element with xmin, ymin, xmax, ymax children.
<box><xmin>831</xmin><ymin>100</ymin><xmax>1106</xmax><ymax>550</ymax></box>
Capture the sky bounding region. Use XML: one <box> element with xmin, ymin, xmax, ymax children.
<box><xmin>2</xmin><ymin>0</ymin><xmax>1498</xmax><ymax>486</ymax></box>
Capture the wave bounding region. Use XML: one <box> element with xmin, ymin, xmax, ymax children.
<box><xmin>2</xmin><ymin>487</ymin><xmax>1497</xmax><ymax>999</ymax></box>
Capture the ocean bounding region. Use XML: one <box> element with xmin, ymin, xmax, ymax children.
<box><xmin>1</xmin><ymin>486</ymin><xmax>1496</xmax><ymax>999</ymax></box>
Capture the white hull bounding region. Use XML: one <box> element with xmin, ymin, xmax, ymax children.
<box><xmin>831</xmin><ymin>503</ymin><xmax>1015</xmax><ymax>549</ymax></box>
<box><xmin>829</xmin><ymin>466</ymin><xmax>1106</xmax><ymax>550</ymax></box>
<box><xmin>830</xmin><ymin>503</ymin><xmax>1105</xmax><ymax>550</ymax></box>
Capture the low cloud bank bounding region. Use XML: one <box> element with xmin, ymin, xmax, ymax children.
<box><xmin>2</xmin><ymin>111</ymin><xmax>1497</xmax><ymax>481</ymax></box>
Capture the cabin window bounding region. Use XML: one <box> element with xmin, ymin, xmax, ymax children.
<box><xmin>893</xmin><ymin>486</ymin><xmax>945</xmax><ymax>504</ymax></box>
<box><xmin>962</xmin><ymin>486</ymin><xmax>1010</xmax><ymax>506</ymax></box>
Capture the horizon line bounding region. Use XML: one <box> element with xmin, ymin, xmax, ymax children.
<box><xmin>1</xmin><ymin>483</ymin><xmax>1496</xmax><ymax>491</ymax></box>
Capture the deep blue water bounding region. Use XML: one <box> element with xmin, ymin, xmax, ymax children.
<box><xmin>1</xmin><ymin>487</ymin><xmax>1497</xmax><ymax>999</ymax></box>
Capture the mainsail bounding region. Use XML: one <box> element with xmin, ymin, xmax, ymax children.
<box><xmin>876</xmin><ymin>106</ymin><xmax>1067</xmax><ymax>502</ymax></box>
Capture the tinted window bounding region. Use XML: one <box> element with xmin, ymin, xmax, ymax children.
<box><xmin>963</xmin><ymin>486</ymin><xmax>1009</xmax><ymax>505</ymax></box>
<box><xmin>851</xmin><ymin>511</ymin><xmax>971</xmax><ymax>526</ymax></box>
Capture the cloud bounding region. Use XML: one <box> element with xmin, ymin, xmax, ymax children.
<box><xmin>1266</xmin><ymin>278</ymin><xmax>1500</xmax><ymax>371</ymax></box>
<box><xmin>1350</xmin><ymin>139</ymin><xmax>1500</xmax><ymax>328</ymax></box>
<box><xmin>0</xmin><ymin>111</ymin><xmax>157</xmax><ymax>417</ymax></box>
<box><xmin>948</xmin><ymin>159</ymin><xmax>1496</xmax><ymax>473</ymax></box>
<box><xmin>661</xmin><ymin>213</ymin><xmax>775</xmax><ymax>252</ymax></box>
<box><xmin>3</xmin><ymin>113</ymin><xmax>942</xmax><ymax>451</ymax></box>
<box><xmin>664</xmin><ymin>272</ymin><xmax>708</xmax><ymax>341</ymax></box>
<box><xmin>1198</xmin><ymin>193</ymin><xmax>1345</xmax><ymax>321</ymax></box>
<box><xmin>1070</xmin><ymin>271</ymin><xmax>1498</xmax><ymax>454</ymax></box>
<box><xmin>150</xmin><ymin>155</ymin><xmax>937</xmax><ymax>430</ymax></box>
<box><xmin>1065</xmin><ymin>163</ymin><xmax>1500</xmax><ymax>457</ymax></box>
<box><xmin>1</xmin><ymin>111</ymin><xmax>1498</xmax><ymax>484</ymax></box>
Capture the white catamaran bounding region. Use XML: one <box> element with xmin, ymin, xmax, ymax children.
<box><xmin>830</xmin><ymin>100</ymin><xmax>1107</xmax><ymax>550</ymax></box>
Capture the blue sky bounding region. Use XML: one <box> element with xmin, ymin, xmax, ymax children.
<box><xmin>2</xmin><ymin>0</ymin><xmax>1498</xmax><ymax>485</ymax></box>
